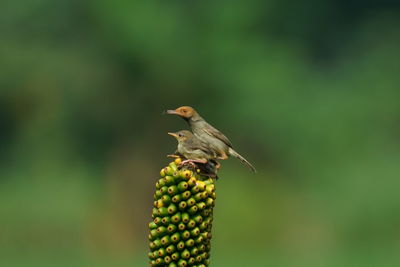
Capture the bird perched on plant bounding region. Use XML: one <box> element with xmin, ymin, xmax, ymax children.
<box><xmin>166</xmin><ymin>106</ymin><xmax>256</xmax><ymax>172</ymax></box>
<box><xmin>167</xmin><ymin>130</ymin><xmax>216</xmax><ymax>165</ymax></box>
<box><xmin>168</xmin><ymin>130</ymin><xmax>219</xmax><ymax>177</ymax></box>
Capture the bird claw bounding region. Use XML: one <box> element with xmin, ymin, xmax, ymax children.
<box><xmin>180</xmin><ymin>160</ymin><xmax>197</xmax><ymax>168</ymax></box>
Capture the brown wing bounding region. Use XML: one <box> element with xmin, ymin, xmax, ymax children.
<box><xmin>203</xmin><ymin>124</ymin><xmax>233</xmax><ymax>147</ymax></box>
<box><xmin>186</xmin><ymin>138</ymin><xmax>216</xmax><ymax>158</ymax></box>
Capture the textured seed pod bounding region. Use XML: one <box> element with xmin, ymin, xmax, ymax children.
<box><xmin>149</xmin><ymin>159</ymin><xmax>216</xmax><ymax>266</ymax></box>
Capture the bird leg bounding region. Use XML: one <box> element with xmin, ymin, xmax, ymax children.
<box><xmin>217</xmin><ymin>151</ymin><xmax>229</xmax><ymax>160</ymax></box>
<box><xmin>214</xmin><ymin>161</ymin><xmax>221</xmax><ymax>170</ymax></box>
<box><xmin>167</xmin><ymin>154</ymin><xmax>180</xmax><ymax>158</ymax></box>
<box><xmin>181</xmin><ymin>159</ymin><xmax>208</xmax><ymax>165</ymax></box>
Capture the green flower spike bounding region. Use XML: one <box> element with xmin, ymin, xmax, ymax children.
<box><xmin>149</xmin><ymin>158</ymin><xmax>216</xmax><ymax>266</ymax></box>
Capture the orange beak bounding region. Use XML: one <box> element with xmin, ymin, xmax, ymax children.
<box><xmin>167</xmin><ymin>132</ymin><xmax>179</xmax><ymax>139</ymax></box>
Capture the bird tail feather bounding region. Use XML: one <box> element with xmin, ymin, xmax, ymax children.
<box><xmin>228</xmin><ymin>147</ymin><xmax>256</xmax><ymax>173</ymax></box>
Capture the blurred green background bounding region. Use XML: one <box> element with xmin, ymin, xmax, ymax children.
<box><xmin>1</xmin><ymin>0</ymin><xmax>400</xmax><ymax>266</ymax></box>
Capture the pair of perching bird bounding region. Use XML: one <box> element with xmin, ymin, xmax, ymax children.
<box><xmin>166</xmin><ymin>106</ymin><xmax>256</xmax><ymax>173</ymax></box>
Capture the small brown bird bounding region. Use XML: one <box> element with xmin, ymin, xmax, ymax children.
<box><xmin>167</xmin><ymin>106</ymin><xmax>256</xmax><ymax>172</ymax></box>
<box><xmin>167</xmin><ymin>130</ymin><xmax>216</xmax><ymax>165</ymax></box>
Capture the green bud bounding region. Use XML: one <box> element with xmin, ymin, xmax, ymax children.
<box><xmin>194</xmin><ymin>192</ymin><xmax>203</xmax><ymax>202</ymax></box>
<box><xmin>201</xmin><ymin>209</ymin><xmax>210</xmax><ymax>217</ymax></box>
<box><xmin>200</xmin><ymin>252</ymin><xmax>208</xmax><ymax>260</ymax></box>
<box><xmin>191</xmin><ymin>185</ymin><xmax>200</xmax><ymax>194</ymax></box>
<box><xmin>181</xmin><ymin>249</ymin><xmax>191</xmax><ymax>259</ymax></box>
<box><xmin>153</xmin><ymin>238</ymin><xmax>162</xmax><ymax>248</ymax></box>
<box><xmin>171</xmin><ymin>212</ymin><xmax>181</xmax><ymax>223</ymax></box>
<box><xmin>152</xmin><ymin>208</ymin><xmax>158</xmax><ymax>216</ymax></box>
<box><xmin>161</xmin><ymin>195</ymin><xmax>171</xmax><ymax>205</ymax></box>
<box><xmin>181</xmin><ymin>230</ymin><xmax>190</xmax><ymax>240</ymax></box>
<box><xmin>181</xmin><ymin>213</ymin><xmax>190</xmax><ymax>223</ymax></box>
<box><xmin>160</xmin><ymin>186</ymin><xmax>169</xmax><ymax>194</ymax></box>
<box><xmin>180</xmin><ymin>170</ymin><xmax>192</xmax><ymax>180</ymax></box>
<box><xmin>172</xmin><ymin>171</ymin><xmax>181</xmax><ymax>179</ymax></box>
<box><xmin>164</xmin><ymin>175</ymin><xmax>175</xmax><ymax>185</ymax></box>
<box><xmin>167</xmin><ymin>203</ymin><xmax>178</xmax><ymax>214</ymax></box>
<box><xmin>149</xmin><ymin>221</ymin><xmax>158</xmax><ymax>229</ymax></box>
<box><xmin>205</xmin><ymin>198</ymin><xmax>214</xmax><ymax>207</ymax></box>
<box><xmin>199</xmin><ymin>221</ymin><xmax>208</xmax><ymax>231</ymax></box>
<box><xmin>156</xmin><ymin>226</ymin><xmax>167</xmax><ymax>236</ymax></box>
<box><xmin>155</xmin><ymin>190</ymin><xmax>163</xmax><ymax>199</ymax></box>
<box><xmin>185</xmin><ymin>238</ymin><xmax>195</xmax><ymax>247</ymax></box>
<box><xmin>196</xmin><ymin>181</ymin><xmax>206</xmax><ymax>191</ymax></box>
<box><xmin>168</xmin><ymin>263</ymin><xmax>177</xmax><ymax>267</ymax></box>
<box><xmin>158</xmin><ymin>178</ymin><xmax>166</xmax><ymax>187</ymax></box>
<box><xmin>169</xmin><ymin>162</ymin><xmax>178</xmax><ymax>172</ymax></box>
<box><xmin>161</xmin><ymin>216</ymin><xmax>170</xmax><ymax>225</ymax></box>
<box><xmin>193</xmin><ymin>215</ymin><xmax>203</xmax><ymax>224</ymax></box>
<box><xmin>178</xmin><ymin>181</ymin><xmax>189</xmax><ymax>192</ymax></box>
<box><xmin>178</xmin><ymin>259</ymin><xmax>187</xmax><ymax>267</ymax></box>
<box><xmin>206</xmin><ymin>184</ymin><xmax>215</xmax><ymax>195</ymax></box>
<box><xmin>167</xmin><ymin>185</ymin><xmax>179</xmax><ymax>196</ymax></box>
<box><xmin>178</xmin><ymin>201</ymin><xmax>187</xmax><ymax>210</ymax></box>
<box><xmin>165</xmin><ymin>166</ymin><xmax>174</xmax><ymax>176</ymax></box>
<box><xmin>181</xmin><ymin>190</ymin><xmax>191</xmax><ymax>200</ymax></box>
<box><xmin>200</xmin><ymin>191</ymin><xmax>209</xmax><ymax>199</ymax></box>
<box><xmin>195</xmin><ymin>255</ymin><xmax>203</xmax><ymax>263</ymax></box>
<box><xmin>187</xmin><ymin>177</ymin><xmax>197</xmax><ymax>187</ymax></box>
<box><xmin>160</xmin><ymin>168</ymin><xmax>166</xmax><ymax>177</ymax></box>
<box><xmin>201</xmin><ymin>232</ymin><xmax>208</xmax><ymax>240</ymax></box>
<box><xmin>149</xmin><ymin>241</ymin><xmax>156</xmax><ymax>250</ymax></box>
<box><xmin>178</xmin><ymin>222</ymin><xmax>186</xmax><ymax>231</ymax></box>
<box><xmin>150</xmin><ymin>229</ymin><xmax>158</xmax><ymax>239</ymax></box>
<box><xmin>158</xmin><ymin>248</ymin><xmax>167</xmax><ymax>257</ymax></box>
<box><xmin>186</xmin><ymin>198</ymin><xmax>196</xmax><ymax>207</ymax></box>
<box><xmin>204</xmin><ymin>258</ymin><xmax>211</xmax><ymax>265</ymax></box>
<box><xmin>167</xmin><ymin>224</ymin><xmax>177</xmax><ymax>233</ymax></box>
<box><xmin>171</xmin><ymin>194</ymin><xmax>182</xmax><ymax>203</ymax></box>
<box><xmin>188</xmin><ymin>206</ymin><xmax>198</xmax><ymax>215</ymax></box>
<box><xmin>164</xmin><ymin>255</ymin><xmax>172</xmax><ymax>264</ymax></box>
<box><xmin>171</xmin><ymin>232</ymin><xmax>180</xmax><ymax>243</ymax></box>
<box><xmin>161</xmin><ymin>235</ymin><xmax>171</xmax><ymax>246</ymax></box>
<box><xmin>195</xmin><ymin>235</ymin><xmax>204</xmax><ymax>244</ymax></box>
<box><xmin>198</xmin><ymin>244</ymin><xmax>206</xmax><ymax>252</ymax></box>
<box><xmin>171</xmin><ymin>252</ymin><xmax>180</xmax><ymax>261</ymax></box>
<box><xmin>188</xmin><ymin>257</ymin><xmax>196</xmax><ymax>265</ymax></box>
<box><xmin>190</xmin><ymin>247</ymin><xmax>199</xmax><ymax>256</ymax></box>
<box><xmin>148</xmin><ymin>251</ymin><xmax>155</xmax><ymax>259</ymax></box>
<box><xmin>177</xmin><ymin>241</ymin><xmax>185</xmax><ymax>251</ymax></box>
<box><xmin>196</xmin><ymin>202</ymin><xmax>206</xmax><ymax>211</ymax></box>
<box><xmin>166</xmin><ymin>244</ymin><xmax>176</xmax><ymax>254</ymax></box>
<box><xmin>158</xmin><ymin>207</ymin><xmax>169</xmax><ymax>217</ymax></box>
<box><xmin>154</xmin><ymin>217</ymin><xmax>162</xmax><ymax>225</ymax></box>
<box><xmin>190</xmin><ymin>227</ymin><xmax>200</xmax><ymax>237</ymax></box>
<box><xmin>155</xmin><ymin>257</ymin><xmax>164</xmax><ymax>265</ymax></box>
<box><xmin>187</xmin><ymin>219</ymin><xmax>196</xmax><ymax>229</ymax></box>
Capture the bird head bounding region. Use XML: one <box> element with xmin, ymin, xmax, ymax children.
<box><xmin>166</xmin><ymin>106</ymin><xmax>196</xmax><ymax>119</ymax></box>
<box><xmin>168</xmin><ymin>130</ymin><xmax>193</xmax><ymax>142</ymax></box>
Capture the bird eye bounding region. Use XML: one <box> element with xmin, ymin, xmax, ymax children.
<box><xmin>182</xmin><ymin>109</ymin><xmax>187</xmax><ymax>113</ymax></box>
<box><xmin>178</xmin><ymin>133</ymin><xmax>184</xmax><ymax>137</ymax></box>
